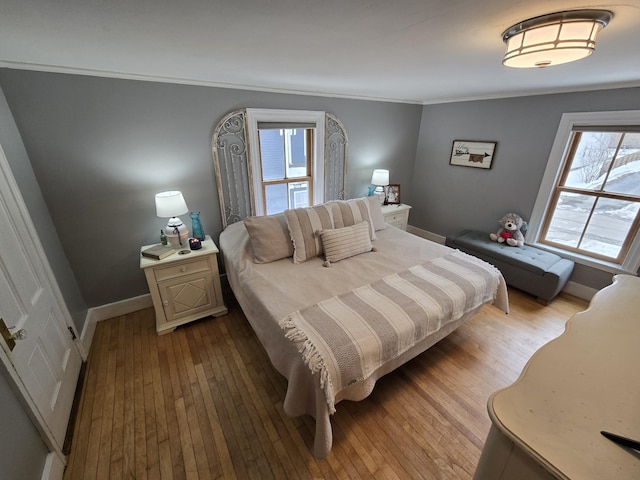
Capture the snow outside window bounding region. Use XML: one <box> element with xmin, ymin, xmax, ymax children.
<box><xmin>529</xmin><ymin>111</ymin><xmax>640</xmax><ymax>274</ymax></box>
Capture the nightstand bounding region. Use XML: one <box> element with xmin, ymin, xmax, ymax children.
<box><xmin>140</xmin><ymin>235</ymin><xmax>227</xmax><ymax>334</ymax></box>
<box><xmin>381</xmin><ymin>204</ymin><xmax>412</xmax><ymax>231</ymax></box>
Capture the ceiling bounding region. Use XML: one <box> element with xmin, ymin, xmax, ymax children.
<box><xmin>1</xmin><ymin>0</ymin><xmax>639</xmax><ymax>104</ymax></box>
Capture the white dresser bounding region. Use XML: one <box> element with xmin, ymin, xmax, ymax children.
<box><xmin>474</xmin><ymin>274</ymin><xmax>640</xmax><ymax>480</ymax></box>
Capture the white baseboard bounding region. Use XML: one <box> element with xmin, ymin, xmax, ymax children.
<box><xmin>406</xmin><ymin>225</ymin><xmax>446</xmax><ymax>244</ymax></box>
<box><xmin>562</xmin><ymin>280</ymin><xmax>597</xmax><ymax>301</ymax></box>
<box><xmin>41</xmin><ymin>452</ymin><xmax>65</xmax><ymax>480</ymax></box>
<box><xmin>81</xmin><ymin>294</ymin><xmax>153</xmax><ymax>352</ymax></box>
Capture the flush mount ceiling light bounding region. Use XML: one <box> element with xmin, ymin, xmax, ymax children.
<box><xmin>502</xmin><ymin>10</ymin><xmax>612</xmax><ymax>68</ymax></box>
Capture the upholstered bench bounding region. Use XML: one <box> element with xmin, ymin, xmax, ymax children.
<box><xmin>446</xmin><ymin>229</ymin><xmax>574</xmax><ymax>304</ymax></box>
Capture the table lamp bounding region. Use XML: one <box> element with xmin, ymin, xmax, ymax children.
<box><xmin>371</xmin><ymin>169</ymin><xmax>389</xmax><ymax>204</ymax></box>
<box><xmin>155</xmin><ymin>191</ymin><xmax>189</xmax><ymax>248</ymax></box>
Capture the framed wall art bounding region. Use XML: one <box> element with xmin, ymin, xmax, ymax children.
<box><xmin>450</xmin><ymin>140</ymin><xmax>497</xmax><ymax>169</ymax></box>
<box><xmin>386</xmin><ymin>184</ymin><xmax>400</xmax><ymax>204</ymax></box>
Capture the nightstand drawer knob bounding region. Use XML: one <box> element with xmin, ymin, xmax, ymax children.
<box><xmin>180</xmin><ymin>267</ymin><xmax>187</xmax><ymax>272</ymax></box>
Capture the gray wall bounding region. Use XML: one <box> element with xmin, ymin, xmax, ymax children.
<box><xmin>0</xmin><ymin>88</ymin><xmax>87</xmax><ymax>329</ymax></box>
<box><xmin>412</xmin><ymin>86</ymin><xmax>640</xmax><ymax>290</ymax></box>
<box><xmin>0</xmin><ymin>69</ymin><xmax>422</xmax><ymax>312</ymax></box>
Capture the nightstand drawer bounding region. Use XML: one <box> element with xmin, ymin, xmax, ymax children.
<box><xmin>387</xmin><ymin>219</ymin><xmax>406</xmax><ymax>229</ymax></box>
<box><xmin>386</xmin><ymin>213</ymin><xmax>406</xmax><ymax>224</ymax></box>
<box><xmin>154</xmin><ymin>258</ymin><xmax>210</xmax><ymax>281</ymax></box>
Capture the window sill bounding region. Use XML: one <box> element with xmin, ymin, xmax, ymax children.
<box><xmin>528</xmin><ymin>242</ymin><xmax>636</xmax><ymax>275</ymax></box>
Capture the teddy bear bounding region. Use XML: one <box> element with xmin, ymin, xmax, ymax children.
<box><xmin>489</xmin><ymin>212</ymin><xmax>526</xmax><ymax>247</ymax></box>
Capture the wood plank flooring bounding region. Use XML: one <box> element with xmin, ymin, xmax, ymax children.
<box><xmin>64</xmin><ymin>288</ymin><xmax>588</xmax><ymax>479</ymax></box>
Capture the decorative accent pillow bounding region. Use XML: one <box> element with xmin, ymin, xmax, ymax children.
<box><xmin>244</xmin><ymin>214</ymin><xmax>294</xmax><ymax>263</ymax></box>
<box><xmin>366</xmin><ymin>195</ymin><xmax>387</xmax><ymax>231</ymax></box>
<box><xmin>320</xmin><ymin>221</ymin><xmax>373</xmax><ymax>266</ymax></box>
<box><xmin>330</xmin><ymin>198</ymin><xmax>376</xmax><ymax>240</ymax></box>
<box><xmin>284</xmin><ymin>204</ymin><xmax>334</xmax><ymax>264</ymax></box>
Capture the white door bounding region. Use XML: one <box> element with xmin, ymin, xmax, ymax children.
<box><xmin>0</xmin><ymin>145</ymin><xmax>83</xmax><ymax>457</ymax></box>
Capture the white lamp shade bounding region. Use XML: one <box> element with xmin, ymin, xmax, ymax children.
<box><xmin>371</xmin><ymin>169</ymin><xmax>390</xmax><ymax>186</ymax></box>
<box><xmin>155</xmin><ymin>191</ymin><xmax>189</xmax><ymax>218</ymax></box>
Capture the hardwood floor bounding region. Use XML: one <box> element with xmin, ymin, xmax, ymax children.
<box><xmin>64</xmin><ymin>288</ymin><xmax>588</xmax><ymax>480</ymax></box>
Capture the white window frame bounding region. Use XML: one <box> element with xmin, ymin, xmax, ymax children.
<box><xmin>246</xmin><ymin>108</ymin><xmax>325</xmax><ymax>216</ymax></box>
<box><xmin>529</xmin><ymin>110</ymin><xmax>640</xmax><ymax>274</ymax></box>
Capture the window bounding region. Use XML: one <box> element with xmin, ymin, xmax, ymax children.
<box><xmin>246</xmin><ymin>109</ymin><xmax>325</xmax><ymax>216</ymax></box>
<box><xmin>529</xmin><ymin>111</ymin><xmax>640</xmax><ymax>273</ymax></box>
<box><xmin>258</xmin><ymin>127</ymin><xmax>313</xmax><ymax>215</ymax></box>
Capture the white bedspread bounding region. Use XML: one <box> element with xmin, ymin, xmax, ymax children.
<box><xmin>220</xmin><ymin>221</ymin><xmax>508</xmax><ymax>458</ymax></box>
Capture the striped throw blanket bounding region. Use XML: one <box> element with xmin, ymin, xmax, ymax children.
<box><xmin>280</xmin><ymin>251</ymin><xmax>504</xmax><ymax>413</ymax></box>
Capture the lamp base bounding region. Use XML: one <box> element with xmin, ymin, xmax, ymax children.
<box><xmin>165</xmin><ymin>217</ymin><xmax>189</xmax><ymax>248</ymax></box>
<box><xmin>373</xmin><ymin>186</ymin><xmax>386</xmax><ymax>205</ymax></box>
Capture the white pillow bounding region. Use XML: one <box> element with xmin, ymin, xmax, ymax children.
<box><xmin>320</xmin><ymin>221</ymin><xmax>373</xmax><ymax>265</ymax></box>
<box><xmin>366</xmin><ymin>195</ymin><xmax>387</xmax><ymax>231</ymax></box>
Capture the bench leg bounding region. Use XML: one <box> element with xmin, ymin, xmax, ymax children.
<box><xmin>536</xmin><ymin>297</ymin><xmax>550</xmax><ymax>306</ymax></box>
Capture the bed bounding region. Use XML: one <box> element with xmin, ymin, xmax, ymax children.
<box><xmin>219</xmin><ymin>198</ymin><xmax>509</xmax><ymax>458</ymax></box>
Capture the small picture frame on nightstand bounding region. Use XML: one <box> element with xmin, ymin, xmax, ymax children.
<box><xmin>386</xmin><ymin>184</ymin><xmax>400</xmax><ymax>204</ymax></box>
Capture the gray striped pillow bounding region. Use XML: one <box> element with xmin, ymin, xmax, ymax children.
<box><xmin>284</xmin><ymin>204</ymin><xmax>334</xmax><ymax>264</ymax></box>
<box><xmin>321</xmin><ymin>221</ymin><xmax>372</xmax><ymax>264</ymax></box>
<box><xmin>329</xmin><ymin>198</ymin><xmax>376</xmax><ymax>240</ymax></box>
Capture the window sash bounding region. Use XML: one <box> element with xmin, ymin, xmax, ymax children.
<box><xmin>258</xmin><ymin>128</ymin><xmax>313</xmax><ymax>212</ymax></box>
<box><xmin>540</xmin><ymin>199</ymin><xmax>640</xmax><ymax>263</ymax></box>
<box><xmin>261</xmin><ymin>177</ymin><xmax>313</xmax><ymax>213</ymax></box>
<box><xmin>258</xmin><ymin>128</ymin><xmax>313</xmax><ymax>179</ymax></box>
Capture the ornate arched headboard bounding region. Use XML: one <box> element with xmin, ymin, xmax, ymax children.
<box><xmin>212</xmin><ymin>109</ymin><xmax>348</xmax><ymax>229</ymax></box>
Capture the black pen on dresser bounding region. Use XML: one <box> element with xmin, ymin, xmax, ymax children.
<box><xmin>601</xmin><ymin>431</ymin><xmax>640</xmax><ymax>451</ymax></box>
